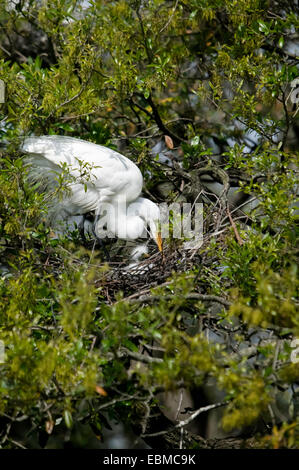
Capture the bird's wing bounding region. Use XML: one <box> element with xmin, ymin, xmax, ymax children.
<box><xmin>22</xmin><ymin>136</ymin><xmax>143</xmax><ymax>212</ymax></box>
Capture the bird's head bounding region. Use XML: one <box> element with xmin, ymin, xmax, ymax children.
<box><xmin>127</xmin><ymin>198</ymin><xmax>162</xmax><ymax>252</ymax></box>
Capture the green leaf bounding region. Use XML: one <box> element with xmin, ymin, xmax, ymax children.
<box><xmin>278</xmin><ymin>36</ymin><xmax>284</xmax><ymax>48</ymax></box>
<box><xmin>191</xmin><ymin>136</ymin><xmax>200</xmax><ymax>146</ymax></box>
<box><xmin>258</xmin><ymin>21</ymin><xmax>269</xmax><ymax>34</ymax></box>
<box><xmin>64</xmin><ymin>410</ymin><xmax>73</xmax><ymax>429</ymax></box>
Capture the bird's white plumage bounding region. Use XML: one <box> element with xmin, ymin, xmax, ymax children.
<box><xmin>22</xmin><ymin>136</ymin><xmax>162</xmax><ymax>249</ymax></box>
<box><xmin>22</xmin><ymin>136</ymin><xmax>143</xmax><ymax>211</ymax></box>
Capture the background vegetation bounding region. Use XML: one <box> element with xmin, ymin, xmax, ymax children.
<box><xmin>0</xmin><ymin>0</ymin><xmax>298</xmax><ymax>448</ymax></box>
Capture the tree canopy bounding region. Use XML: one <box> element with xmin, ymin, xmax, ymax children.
<box><xmin>0</xmin><ymin>0</ymin><xmax>298</xmax><ymax>449</ymax></box>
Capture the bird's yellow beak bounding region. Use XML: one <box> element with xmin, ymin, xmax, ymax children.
<box><xmin>156</xmin><ymin>232</ymin><xmax>163</xmax><ymax>252</ymax></box>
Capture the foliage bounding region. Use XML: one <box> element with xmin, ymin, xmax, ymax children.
<box><xmin>0</xmin><ymin>0</ymin><xmax>298</xmax><ymax>449</ymax></box>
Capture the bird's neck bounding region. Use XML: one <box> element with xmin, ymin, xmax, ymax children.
<box><xmin>102</xmin><ymin>199</ymin><xmax>130</xmax><ymax>238</ymax></box>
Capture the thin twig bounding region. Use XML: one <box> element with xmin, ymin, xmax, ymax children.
<box><xmin>159</xmin><ymin>0</ymin><xmax>179</xmax><ymax>34</ymax></box>
<box><xmin>127</xmin><ymin>293</ymin><xmax>231</xmax><ymax>308</ymax></box>
<box><xmin>226</xmin><ymin>206</ymin><xmax>244</xmax><ymax>245</ymax></box>
<box><xmin>141</xmin><ymin>401</ymin><xmax>227</xmax><ymax>437</ymax></box>
<box><xmin>119</xmin><ymin>348</ymin><xmax>163</xmax><ymax>364</ymax></box>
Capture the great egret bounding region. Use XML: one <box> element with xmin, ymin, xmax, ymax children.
<box><xmin>22</xmin><ymin>135</ymin><xmax>162</xmax><ymax>251</ymax></box>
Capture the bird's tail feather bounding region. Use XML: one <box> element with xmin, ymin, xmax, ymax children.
<box><xmin>23</xmin><ymin>153</ymin><xmax>62</xmax><ymax>193</ymax></box>
<box><xmin>23</xmin><ymin>153</ymin><xmax>77</xmax><ymax>228</ymax></box>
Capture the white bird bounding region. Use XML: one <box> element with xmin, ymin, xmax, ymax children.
<box><xmin>21</xmin><ymin>135</ymin><xmax>162</xmax><ymax>252</ymax></box>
